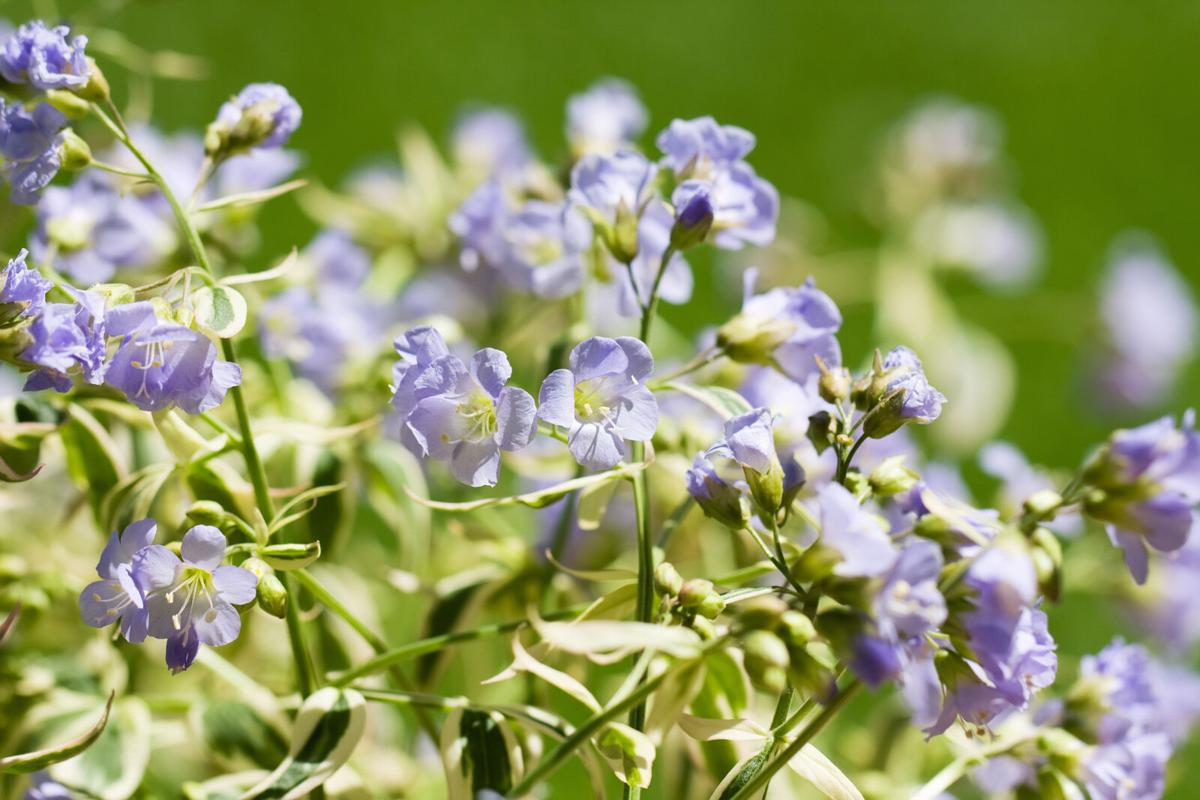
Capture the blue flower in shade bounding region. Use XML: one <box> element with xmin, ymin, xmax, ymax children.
<box><xmin>568</xmin><ymin>148</ymin><xmax>658</xmax><ymax>231</ymax></box>
<box><xmin>656</xmin><ymin>116</ymin><xmax>779</xmax><ymax>249</ymax></box>
<box><xmin>404</xmin><ymin>347</ymin><xmax>537</xmax><ymax>487</ymax></box>
<box><xmin>131</xmin><ymin>525</ymin><xmax>256</xmax><ymax>674</ymax></box>
<box><xmin>0</xmin><ymin>100</ymin><xmax>67</xmax><ymax>205</ymax></box>
<box><xmin>215</xmin><ymin>82</ymin><xmax>301</xmax><ymax>150</ymax></box>
<box><xmin>729</xmin><ymin>272</ymin><xmax>843</xmax><ymax>383</ymax></box>
<box><xmin>103</xmin><ymin>302</ymin><xmax>241</xmax><ymax>414</ymax></box>
<box><xmin>611</xmin><ymin>202</ymin><xmax>694</xmax><ymax>317</ymax></box>
<box><xmin>1087</xmin><ymin>411</ymin><xmax>1200</xmax><ymax>583</ymax></box>
<box><xmin>78</xmin><ymin>518</ymin><xmax>156</xmax><ymax>644</ymax></box>
<box><xmin>31</xmin><ymin>174</ymin><xmax>176</xmax><ymax>284</ymax></box>
<box><xmin>24</xmin><ymin>771</ymin><xmax>74</xmax><ymax>800</ymax></box>
<box><xmin>21</xmin><ymin>288</ymin><xmax>107</xmax><ymax>392</ymax></box>
<box><xmin>495</xmin><ymin>200</ymin><xmax>592</xmax><ymax>299</ymax></box>
<box><xmin>566</xmin><ymin>78</ymin><xmax>648</xmax><ymax>156</ymax></box>
<box><xmin>0</xmin><ymin>249</ymin><xmax>51</xmax><ymax>320</ymax></box>
<box><xmin>814</xmin><ymin>483</ymin><xmax>897</xmax><ymax>578</ymax></box>
<box><xmin>537</xmin><ymin>336</ymin><xmax>658</xmax><ymax>470</ymax></box>
<box><xmin>0</xmin><ymin>21</ymin><xmax>89</xmax><ymax>90</ymax></box>
<box><xmin>685</xmin><ymin>451</ymin><xmax>749</xmax><ymax>530</ymax></box>
<box><xmin>391</xmin><ymin>325</ymin><xmax>451</xmax><ymax>418</ymax></box>
<box><xmin>881</xmin><ymin>346</ymin><xmax>946</xmax><ymax>422</ymax></box>
<box><xmin>451</xmin><ymin>107</ymin><xmax>530</xmax><ymax>178</ymax></box>
<box><xmin>851</xmin><ymin>538</ymin><xmax>946</xmax><ymax>688</ymax></box>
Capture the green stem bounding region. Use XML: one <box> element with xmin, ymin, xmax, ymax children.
<box><xmin>639</xmin><ymin>246</ymin><xmax>676</xmax><ymax>342</ymax></box>
<box><xmin>282</xmin><ymin>573</ymin><xmax>316</xmax><ymax>695</ymax></box>
<box><xmin>656</xmin><ymin>495</ymin><xmax>695</xmax><ymax>550</ymax></box>
<box><xmin>626</xmin><ymin>440</ymin><xmax>655</xmax><ymax>737</ymax></box>
<box><xmin>726</xmin><ymin>680</ymin><xmax>862</xmax><ymax>800</ymax></box>
<box><xmin>649</xmin><ymin>345</ymin><xmax>724</xmax><ymax>387</ymax></box>
<box><xmin>835</xmin><ymin>434</ymin><xmax>867</xmax><ymax>485</ymax></box>
<box><xmin>90</xmin><ymin>159</ymin><xmax>151</xmax><ymax>180</ymax></box>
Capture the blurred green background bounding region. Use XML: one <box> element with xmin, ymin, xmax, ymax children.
<box><xmin>10</xmin><ymin>0</ymin><xmax>1200</xmax><ymax>795</ymax></box>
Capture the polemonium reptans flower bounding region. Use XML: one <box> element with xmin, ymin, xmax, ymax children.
<box><xmin>0</xmin><ymin>100</ymin><xmax>67</xmax><ymax>204</ymax></box>
<box><xmin>452</xmin><ymin>107</ymin><xmax>530</xmax><ymax>179</ymax></box>
<box><xmin>1084</xmin><ymin>411</ymin><xmax>1200</xmax><ymax>583</ymax></box>
<box><xmin>0</xmin><ymin>249</ymin><xmax>50</xmax><ymax>320</ymax></box>
<box><xmin>881</xmin><ymin>346</ymin><xmax>946</xmax><ymax>423</ymax></box>
<box><xmin>21</xmin><ymin>288</ymin><xmax>107</xmax><ymax>392</ymax></box>
<box><xmin>495</xmin><ymin>200</ymin><xmax>591</xmax><ymax>298</ymax></box>
<box><xmin>31</xmin><ymin>174</ymin><xmax>176</xmax><ymax>284</ymax></box>
<box><xmin>719</xmin><ymin>271</ymin><xmax>842</xmax><ymax>383</ymax></box>
<box><xmin>813</xmin><ymin>483</ymin><xmax>896</xmax><ymax>577</ymax></box>
<box><xmin>719</xmin><ymin>408</ymin><xmax>778</xmax><ymax>475</ymax></box>
<box><xmin>406</xmin><ymin>348</ymin><xmax>536</xmax><ymax>486</ymax></box>
<box><xmin>657</xmin><ymin>117</ymin><xmax>778</xmax><ymax>248</ymax></box>
<box><xmin>213</xmin><ymin>82</ymin><xmax>301</xmax><ymax>151</ymax></box>
<box><xmin>685</xmin><ymin>452</ymin><xmax>749</xmax><ymax>530</ymax></box>
<box><xmin>391</xmin><ymin>325</ymin><xmax>451</xmax><ymax>418</ymax></box>
<box><xmin>132</xmin><ymin>525</ymin><xmax>256</xmax><ymax>673</ymax></box>
<box><xmin>1096</xmin><ymin>238</ymin><xmax>1197</xmax><ymax>410</ymax></box>
<box><xmin>78</xmin><ymin>518</ymin><xmax>156</xmax><ymax>644</ymax></box>
<box><xmin>613</xmin><ymin>202</ymin><xmax>693</xmax><ymax>316</ymax></box>
<box><xmin>449</xmin><ymin>178</ymin><xmax>510</xmax><ymax>271</ymax></box>
<box><xmin>212</xmin><ymin>146</ymin><xmax>302</xmax><ymax>196</ymax></box>
<box><xmin>566</xmin><ymin>78</ymin><xmax>648</xmax><ymax>156</ymax></box>
<box><xmin>0</xmin><ymin>21</ymin><xmax>89</xmax><ymax>90</ymax></box>
<box><xmin>569</xmin><ymin>149</ymin><xmax>657</xmax><ymax>232</ymax></box>
<box><xmin>537</xmin><ymin>336</ymin><xmax>657</xmax><ymax>470</ymax></box>
<box><xmin>104</xmin><ymin>302</ymin><xmax>242</xmax><ymax>414</ymax></box>
<box><xmin>979</xmin><ymin>441</ymin><xmax>1081</xmax><ymax>535</ymax></box>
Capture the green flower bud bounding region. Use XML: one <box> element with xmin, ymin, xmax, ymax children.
<box><xmin>696</xmin><ymin>594</ymin><xmax>726</xmax><ymax>620</ymax></box>
<box><xmin>186</xmin><ymin>500</ymin><xmax>227</xmax><ymax>527</ymax></box>
<box><xmin>678</xmin><ymin>578</ymin><xmax>715</xmax><ymax>610</ymax></box>
<box><xmin>59</xmin><ymin>129</ymin><xmax>92</xmax><ymax>171</ymax></box>
<box><xmin>815</xmin><ymin>355</ymin><xmax>851</xmax><ymax>404</ymax></box>
<box><xmin>653</xmin><ymin>562</ymin><xmax>684</xmax><ymax>597</ymax></box>
<box><xmin>1030</xmin><ymin>527</ymin><xmax>1063</xmax><ymax>602</ymax></box>
<box><xmin>736</xmin><ymin>595</ymin><xmax>789</xmax><ymax>630</ymax></box>
<box><xmin>74</xmin><ymin>59</ymin><xmax>110</xmax><ymax>102</ymax></box>
<box><xmin>716</xmin><ymin>312</ymin><xmax>795</xmax><ymax>366</ymax></box>
<box><xmin>742</xmin><ymin>630</ymin><xmax>790</xmax><ymax>694</ymax></box>
<box><xmin>868</xmin><ymin>455</ymin><xmax>920</xmax><ymax>498</ymax></box>
<box><xmin>260</xmin><ymin>541</ymin><xmax>321</xmax><ymax>571</ymax></box>
<box><xmin>779</xmin><ymin>610</ymin><xmax>817</xmax><ymax>645</ymax></box>
<box><xmin>608</xmin><ymin>199</ymin><xmax>641</xmax><ymax>264</ymax></box>
<box><xmin>257</xmin><ymin>573</ymin><xmax>288</xmax><ymax>619</ymax></box>
<box><xmin>744</xmin><ymin>460</ymin><xmax>785</xmax><ymax>518</ymax></box>
<box><xmin>688</xmin><ymin>616</ymin><xmax>718</xmax><ymax>640</ymax></box>
<box><xmin>1023</xmin><ymin>489</ymin><xmax>1064</xmax><ymax>521</ymax></box>
<box><xmin>44</xmin><ymin>89</ymin><xmax>91</xmax><ymax>118</ymax></box>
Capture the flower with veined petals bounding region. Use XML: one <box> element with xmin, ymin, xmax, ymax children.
<box><xmin>78</xmin><ymin>518</ymin><xmax>156</xmax><ymax>644</ymax></box>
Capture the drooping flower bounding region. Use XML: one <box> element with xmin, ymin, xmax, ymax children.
<box><xmin>210</xmin><ymin>82</ymin><xmax>301</xmax><ymax>153</ymax></box>
<box><xmin>656</xmin><ymin>116</ymin><xmax>778</xmax><ymax>249</ymax></box>
<box><xmin>566</xmin><ymin>78</ymin><xmax>648</xmax><ymax>157</ymax></box>
<box><xmin>685</xmin><ymin>451</ymin><xmax>749</xmax><ymax>530</ymax></box>
<box><xmin>132</xmin><ymin>525</ymin><xmax>256</xmax><ymax>673</ymax></box>
<box><xmin>537</xmin><ymin>336</ymin><xmax>658</xmax><ymax>470</ymax></box>
<box><xmin>813</xmin><ymin>483</ymin><xmax>897</xmax><ymax>578</ymax></box>
<box><xmin>21</xmin><ymin>288</ymin><xmax>107</xmax><ymax>392</ymax></box>
<box><xmin>1095</xmin><ymin>237</ymin><xmax>1197</xmax><ymax>410</ymax></box>
<box><xmin>0</xmin><ymin>100</ymin><xmax>67</xmax><ymax>204</ymax></box>
<box><xmin>880</xmin><ymin>346</ymin><xmax>946</xmax><ymax>423</ymax></box>
<box><xmin>0</xmin><ymin>21</ymin><xmax>89</xmax><ymax>90</ymax></box>
<box><xmin>404</xmin><ymin>347</ymin><xmax>537</xmax><ymax>486</ymax></box>
<box><xmin>78</xmin><ymin>518</ymin><xmax>156</xmax><ymax>644</ymax></box>
<box><xmin>104</xmin><ymin>302</ymin><xmax>241</xmax><ymax>414</ymax></box>
<box><xmin>719</xmin><ymin>271</ymin><xmax>843</xmax><ymax>385</ymax></box>
<box><xmin>0</xmin><ymin>249</ymin><xmax>51</xmax><ymax>320</ymax></box>
<box><xmin>1083</xmin><ymin>411</ymin><xmax>1200</xmax><ymax>583</ymax></box>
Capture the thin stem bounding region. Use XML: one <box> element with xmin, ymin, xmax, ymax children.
<box><xmin>656</xmin><ymin>495</ymin><xmax>695</xmax><ymax>550</ymax></box>
<box><xmin>625</xmin><ymin>440</ymin><xmax>655</xmax><ymax>743</ymax></box>
<box><xmin>282</xmin><ymin>573</ymin><xmax>316</xmax><ymax>696</ymax></box>
<box><xmin>90</xmin><ymin>159</ymin><xmax>151</xmax><ymax>180</ymax></box>
<box><xmin>908</xmin><ymin>735</ymin><xmax>1034</xmax><ymax>800</ymax></box>
<box><xmin>835</xmin><ymin>434</ymin><xmax>867</xmax><ymax>485</ymax></box>
<box><xmin>743</xmin><ymin>526</ymin><xmax>802</xmax><ymax>597</ymax></box>
<box><xmin>650</xmin><ymin>346</ymin><xmax>725</xmax><ymax>387</ymax></box>
<box><xmin>726</xmin><ymin>680</ymin><xmax>862</xmax><ymax>800</ymax></box>
<box><xmin>639</xmin><ymin>246</ymin><xmax>676</xmax><ymax>342</ymax></box>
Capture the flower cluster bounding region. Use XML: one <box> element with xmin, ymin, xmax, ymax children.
<box><xmin>80</xmin><ymin>520</ymin><xmax>256</xmax><ymax>672</ymax></box>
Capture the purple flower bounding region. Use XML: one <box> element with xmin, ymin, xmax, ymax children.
<box><xmin>449</xmin><ymin>178</ymin><xmax>511</xmax><ymax>271</ymax></box>
<box><xmin>961</xmin><ymin>543</ymin><xmax>1038</xmax><ymax>666</ymax></box>
<box><xmin>1095</xmin><ymin>238</ymin><xmax>1197</xmax><ymax>410</ymax></box>
<box><xmin>881</xmin><ymin>346</ymin><xmax>946</xmax><ymax>422</ymax></box>
<box><xmin>1086</xmin><ymin>411</ymin><xmax>1200</xmax><ymax>583</ymax></box>
<box><xmin>537</xmin><ymin>336</ymin><xmax>658</xmax><ymax>470</ymax></box>
<box><xmin>24</xmin><ymin>772</ymin><xmax>74</xmax><ymax>800</ymax></box>
<box><xmin>814</xmin><ymin>483</ymin><xmax>897</xmax><ymax>578</ymax></box>
<box><xmin>685</xmin><ymin>451</ymin><xmax>748</xmax><ymax>530</ymax></box>
<box><xmin>720</xmin><ymin>408</ymin><xmax>778</xmax><ymax>474</ymax></box>
<box><xmin>214</xmin><ymin>82</ymin><xmax>301</xmax><ymax>150</ymax></box>
<box><xmin>78</xmin><ymin>518</ymin><xmax>156</xmax><ymax>644</ymax></box>
<box><xmin>568</xmin><ymin>148</ymin><xmax>657</xmax><ymax>231</ymax></box>
<box><xmin>391</xmin><ymin>325</ymin><xmax>451</xmax><ymax>418</ymax></box>
<box><xmin>979</xmin><ymin>441</ymin><xmax>1081</xmax><ymax>535</ymax></box>
<box><xmin>104</xmin><ymin>302</ymin><xmax>241</xmax><ymax>414</ymax></box>
<box><xmin>306</xmin><ymin>229</ymin><xmax>371</xmax><ymax>287</ymax></box>
<box><xmin>1080</xmin><ymin>640</ymin><xmax>1159</xmax><ymax>743</ymax></box>
<box><xmin>494</xmin><ymin>200</ymin><xmax>591</xmax><ymax>298</ymax></box>
<box><xmin>451</xmin><ymin>107</ymin><xmax>530</xmax><ymax>177</ymax></box>
<box><xmin>31</xmin><ymin>174</ymin><xmax>176</xmax><ymax>284</ymax></box>
<box><xmin>0</xmin><ymin>100</ymin><xmax>66</xmax><ymax>204</ymax></box>
<box><xmin>0</xmin><ymin>21</ymin><xmax>89</xmax><ymax>90</ymax></box>
<box><xmin>566</xmin><ymin>78</ymin><xmax>648</xmax><ymax>156</ymax></box>
<box><xmin>132</xmin><ymin>525</ymin><xmax>256</xmax><ymax>673</ymax></box>
<box><xmin>21</xmin><ymin>288</ymin><xmax>107</xmax><ymax>392</ymax></box>
<box><xmin>722</xmin><ymin>273</ymin><xmax>843</xmax><ymax>383</ymax></box>
<box><xmin>0</xmin><ymin>249</ymin><xmax>50</xmax><ymax>320</ymax></box>
<box><xmin>657</xmin><ymin>117</ymin><xmax>778</xmax><ymax>249</ymax></box>
<box><xmin>1080</xmin><ymin>734</ymin><xmax>1171</xmax><ymax>800</ymax></box>
<box><xmin>405</xmin><ymin>348</ymin><xmax>536</xmax><ymax>487</ymax></box>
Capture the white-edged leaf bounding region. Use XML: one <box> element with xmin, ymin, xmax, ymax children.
<box><xmin>645</xmin><ymin>661</ymin><xmax>707</xmax><ymax>745</ymax></box>
<box><xmin>595</xmin><ymin>722</ymin><xmax>656</xmax><ymax>790</ymax></box>
<box><xmin>191</xmin><ymin>285</ymin><xmax>248</xmax><ymax>339</ymax></box>
<box><xmin>242</xmin><ymin>687</ymin><xmax>366</xmax><ymax>800</ymax></box>
<box><xmin>406</xmin><ymin>459</ymin><xmax>648</xmax><ymax>512</ymax></box>
<box><xmin>784</xmin><ymin>743</ymin><xmax>864</xmax><ymax>800</ymax></box>
<box><xmin>482</xmin><ymin>635</ymin><xmax>601</xmax><ymax>713</ymax></box>
<box><xmin>0</xmin><ymin>693</ymin><xmax>113</xmax><ymax>773</ymax></box>
<box><xmin>576</xmin><ymin>476</ymin><xmax>619</xmax><ymax>530</ymax></box>
<box><xmin>50</xmin><ymin>696</ymin><xmax>151</xmax><ymax>800</ymax></box>
<box><xmin>440</xmin><ymin>707</ymin><xmax>524</xmax><ymax>799</ymax></box>
<box><xmin>678</xmin><ymin>715</ymin><xmax>769</xmax><ymax>743</ymax></box>
<box><xmin>195</xmin><ymin>179</ymin><xmax>307</xmax><ymax>213</ymax></box>
<box><xmin>533</xmin><ymin>618</ymin><xmax>702</xmax><ymax>663</ymax></box>
<box><xmin>660</xmin><ymin>382</ymin><xmax>753</xmax><ymax>420</ymax></box>
<box><xmin>221</xmin><ymin>249</ymin><xmax>299</xmax><ymax>287</ymax></box>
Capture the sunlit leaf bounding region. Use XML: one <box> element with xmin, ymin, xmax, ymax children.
<box><xmin>440</xmin><ymin>707</ymin><xmax>525</xmax><ymax>800</ymax></box>
<box><xmin>50</xmin><ymin>696</ymin><xmax>151</xmax><ymax>800</ymax></box>
<box><xmin>658</xmin><ymin>382</ymin><xmax>753</xmax><ymax>420</ymax></box>
<box><xmin>784</xmin><ymin>743</ymin><xmax>864</xmax><ymax>800</ymax></box>
<box><xmin>0</xmin><ymin>693</ymin><xmax>114</xmax><ymax>773</ymax></box>
<box><xmin>406</xmin><ymin>459</ymin><xmax>648</xmax><ymax>513</ymax></box>
<box><xmin>595</xmin><ymin>722</ymin><xmax>656</xmax><ymax>790</ymax></box>
<box><xmin>191</xmin><ymin>285</ymin><xmax>248</xmax><ymax>339</ymax></box>
<box><xmin>195</xmin><ymin>180</ymin><xmax>307</xmax><ymax>214</ymax></box>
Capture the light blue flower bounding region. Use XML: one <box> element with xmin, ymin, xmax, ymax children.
<box><xmin>568</xmin><ymin>148</ymin><xmax>657</xmax><ymax>231</ymax></box>
<box><xmin>882</xmin><ymin>346</ymin><xmax>946</xmax><ymax>422</ymax></box>
<box><xmin>0</xmin><ymin>21</ymin><xmax>89</xmax><ymax>90</ymax></box>
<box><xmin>814</xmin><ymin>483</ymin><xmax>896</xmax><ymax>578</ymax></box>
<box><xmin>495</xmin><ymin>200</ymin><xmax>592</xmax><ymax>298</ymax></box>
<box><xmin>452</xmin><ymin>107</ymin><xmax>530</xmax><ymax>177</ymax></box>
<box><xmin>0</xmin><ymin>100</ymin><xmax>66</xmax><ymax>204</ymax></box>
<box><xmin>21</xmin><ymin>287</ymin><xmax>107</xmax><ymax>392</ymax></box>
<box><xmin>537</xmin><ymin>336</ymin><xmax>658</xmax><ymax>470</ymax></box>
<box><xmin>566</xmin><ymin>78</ymin><xmax>647</xmax><ymax>156</ymax></box>
<box><xmin>214</xmin><ymin>82</ymin><xmax>301</xmax><ymax>150</ymax></box>
<box><xmin>0</xmin><ymin>248</ymin><xmax>51</xmax><ymax>320</ymax></box>
<box><xmin>78</xmin><ymin>519</ymin><xmax>156</xmax><ymax>644</ymax></box>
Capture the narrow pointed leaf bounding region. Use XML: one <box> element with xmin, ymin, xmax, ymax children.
<box><xmin>0</xmin><ymin>693</ymin><xmax>114</xmax><ymax>773</ymax></box>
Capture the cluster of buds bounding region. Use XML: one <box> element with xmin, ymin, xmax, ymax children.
<box><xmin>654</xmin><ymin>563</ymin><xmax>724</xmax><ymax>638</ymax></box>
<box><xmin>734</xmin><ymin>595</ymin><xmax>833</xmax><ymax>697</ymax></box>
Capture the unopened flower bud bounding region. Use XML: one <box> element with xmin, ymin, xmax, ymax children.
<box><xmin>678</xmin><ymin>578</ymin><xmax>715</xmax><ymax>610</ymax></box>
<box><xmin>1023</xmin><ymin>489</ymin><xmax>1064</xmax><ymax>521</ymax></box>
<box><xmin>186</xmin><ymin>500</ymin><xmax>227</xmax><ymax>527</ymax></box>
<box><xmin>74</xmin><ymin>58</ymin><xmax>110</xmax><ymax>102</ymax></box>
<box><xmin>736</xmin><ymin>595</ymin><xmax>789</xmax><ymax>630</ymax></box>
<box><xmin>696</xmin><ymin>593</ymin><xmax>726</xmax><ymax>620</ymax></box>
<box><xmin>744</xmin><ymin>460</ymin><xmax>784</xmax><ymax>518</ymax></box>
<box><xmin>1030</xmin><ymin>527</ymin><xmax>1063</xmax><ymax>602</ymax></box>
<box><xmin>605</xmin><ymin>198</ymin><xmax>640</xmax><ymax>264</ymax></box>
<box><xmin>716</xmin><ymin>312</ymin><xmax>795</xmax><ymax>366</ymax></box>
<box><xmin>779</xmin><ymin>610</ymin><xmax>817</xmax><ymax>645</ymax></box>
<box><xmin>257</xmin><ymin>573</ymin><xmax>288</xmax><ymax>619</ymax></box>
<box><xmin>653</xmin><ymin>562</ymin><xmax>684</xmax><ymax>597</ymax></box>
<box><xmin>807</xmin><ymin>410</ymin><xmax>834</xmax><ymax>454</ymax></box>
<box><xmin>743</xmin><ymin>630</ymin><xmax>790</xmax><ymax>693</ymax></box>
<box><xmin>59</xmin><ymin>129</ymin><xmax>91</xmax><ymax>171</ymax></box>
<box><xmin>44</xmin><ymin>89</ymin><xmax>91</xmax><ymax>118</ymax></box>
<box><xmin>669</xmin><ymin>187</ymin><xmax>714</xmax><ymax>251</ymax></box>
<box><xmin>815</xmin><ymin>355</ymin><xmax>851</xmax><ymax>404</ymax></box>
<box><xmin>689</xmin><ymin>616</ymin><xmax>718</xmax><ymax>640</ymax></box>
<box><xmin>868</xmin><ymin>456</ymin><xmax>919</xmax><ymax>498</ymax></box>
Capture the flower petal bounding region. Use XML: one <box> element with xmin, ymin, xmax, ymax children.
<box><xmin>213</xmin><ymin>565</ymin><xmax>257</xmax><ymax>606</ymax></box>
<box><xmin>612</xmin><ymin>384</ymin><xmax>658</xmax><ymax>441</ymax></box>
<box><xmin>131</xmin><ymin>545</ymin><xmax>180</xmax><ymax>592</ymax></box>
<box><xmin>496</xmin><ymin>386</ymin><xmax>536</xmax><ymax>451</ymax></box>
<box><xmin>450</xmin><ymin>439</ymin><xmax>501</xmax><ymax>487</ymax></box>
<box><xmin>180</xmin><ymin>525</ymin><xmax>227</xmax><ymax>570</ymax></box>
<box><xmin>471</xmin><ymin>347</ymin><xmax>512</xmax><ymax>399</ymax></box>
<box><xmin>568</xmin><ymin>421</ymin><xmax>624</xmax><ymax>470</ymax></box>
<box><xmin>193</xmin><ymin>600</ymin><xmax>242</xmax><ymax>647</ymax></box>
<box><xmin>537</xmin><ymin>369</ymin><xmax>576</xmax><ymax>428</ymax></box>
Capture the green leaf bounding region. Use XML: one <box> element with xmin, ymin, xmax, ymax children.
<box><xmin>60</xmin><ymin>405</ymin><xmax>126</xmax><ymax>527</ymax></box>
<box><xmin>0</xmin><ymin>603</ymin><xmax>19</xmax><ymax>645</ymax></box>
<box><xmin>50</xmin><ymin>696</ymin><xmax>151</xmax><ymax>799</ymax></box>
<box><xmin>219</xmin><ymin>249</ymin><xmax>298</xmax><ymax>287</ymax></box>
<box><xmin>483</xmin><ymin>634</ymin><xmax>601</xmax><ymax>712</ymax></box>
<box><xmin>194</xmin><ymin>180</ymin><xmax>308</xmax><ymax>214</ymax></box>
<box><xmin>713</xmin><ymin>748</ymin><xmax>771</xmax><ymax>800</ymax></box>
<box><xmin>659</xmin><ymin>382</ymin><xmax>753</xmax><ymax>420</ymax></box>
<box><xmin>595</xmin><ymin>722</ymin><xmax>656</xmax><ymax>790</ymax></box>
<box><xmin>0</xmin><ymin>420</ymin><xmax>57</xmax><ymax>481</ymax></box>
<box><xmin>99</xmin><ymin>464</ymin><xmax>174</xmax><ymax>534</ymax></box>
<box><xmin>269</xmin><ymin>482</ymin><xmax>347</xmax><ymax>535</ymax></box>
<box><xmin>406</xmin><ymin>459</ymin><xmax>648</xmax><ymax>513</ymax></box>
<box><xmin>679</xmin><ymin>715</ymin><xmax>769</xmax><ymax>743</ymax></box>
<box><xmin>243</xmin><ymin>687</ymin><xmax>366</xmax><ymax>800</ymax></box>
<box><xmin>196</xmin><ymin>700</ymin><xmax>288</xmax><ymax>769</ymax></box>
<box><xmin>0</xmin><ymin>693</ymin><xmax>113</xmax><ymax>773</ymax></box>
<box><xmin>191</xmin><ymin>285</ymin><xmax>248</xmax><ymax>339</ymax></box>
<box><xmin>784</xmin><ymin>743</ymin><xmax>864</xmax><ymax>800</ymax></box>
<box><xmin>532</xmin><ymin>618</ymin><xmax>702</xmax><ymax>663</ymax></box>
<box><xmin>440</xmin><ymin>707</ymin><xmax>525</xmax><ymax>799</ymax></box>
